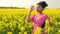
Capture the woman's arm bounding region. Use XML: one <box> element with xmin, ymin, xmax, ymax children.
<box><xmin>46</xmin><ymin>15</ymin><xmax>54</xmax><ymax>27</ymax></box>
<box><xmin>49</xmin><ymin>21</ymin><xmax>53</xmax><ymax>27</ymax></box>
<box><xmin>47</xmin><ymin>17</ymin><xmax>54</xmax><ymax>27</ymax></box>
<box><xmin>26</xmin><ymin>6</ymin><xmax>34</xmax><ymax>22</ymax></box>
<box><xmin>49</xmin><ymin>19</ymin><xmax>54</xmax><ymax>27</ymax></box>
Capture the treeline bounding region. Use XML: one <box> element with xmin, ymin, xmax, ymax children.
<box><xmin>0</xmin><ymin>7</ymin><xmax>26</xmax><ymax>9</ymax></box>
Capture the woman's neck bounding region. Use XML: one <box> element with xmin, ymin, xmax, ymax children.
<box><xmin>38</xmin><ymin>12</ymin><xmax>43</xmax><ymax>14</ymax></box>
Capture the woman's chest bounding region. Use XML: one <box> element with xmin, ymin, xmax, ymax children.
<box><xmin>34</xmin><ymin>15</ymin><xmax>46</xmax><ymax>20</ymax></box>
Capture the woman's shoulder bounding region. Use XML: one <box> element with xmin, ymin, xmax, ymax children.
<box><xmin>43</xmin><ymin>14</ymin><xmax>50</xmax><ymax>19</ymax></box>
<box><xmin>43</xmin><ymin>14</ymin><xmax>48</xmax><ymax>16</ymax></box>
<box><xmin>32</xmin><ymin>14</ymin><xmax>37</xmax><ymax>16</ymax></box>
<box><xmin>32</xmin><ymin>14</ymin><xmax>48</xmax><ymax>16</ymax></box>
<box><xmin>32</xmin><ymin>14</ymin><xmax>36</xmax><ymax>17</ymax></box>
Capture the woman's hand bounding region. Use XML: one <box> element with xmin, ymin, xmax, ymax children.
<box><xmin>30</xmin><ymin>5</ymin><xmax>35</xmax><ymax>12</ymax></box>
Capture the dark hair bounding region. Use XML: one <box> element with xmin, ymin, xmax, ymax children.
<box><xmin>37</xmin><ymin>1</ymin><xmax>48</xmax><ymax>8</ymax></box>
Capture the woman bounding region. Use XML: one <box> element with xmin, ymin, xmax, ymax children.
<box><xmin>26</xmin><ymin>1</ymin><xmax>53</xmax><ymax>34</ymax></box>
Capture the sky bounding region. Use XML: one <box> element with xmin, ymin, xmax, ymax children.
<box><xmin>0</xmin><ymin>0</ymin><xmax>60</xmax><ymax>8</ymax></box>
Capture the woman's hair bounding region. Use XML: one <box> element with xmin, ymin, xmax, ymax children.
<box><xmin>37</xmin><ymin>1</ymin><xmax>48</xmax><ymax>8</ymax></box>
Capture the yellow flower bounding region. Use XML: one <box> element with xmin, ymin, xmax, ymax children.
<box><xmin>19</xmin><ymin>32</ymin><xmax>22</xmax><ymax>34</ymax></box>
<box><xmin>7</xmin><ymin>32</ymin><xmax>12</xmax><ymax>34</ymax></box>
<box><xmin>24</xmin><ymin>31</ymin><xmax>27</xmax><ymax>34</ymax></box>
<box><xmin>58</xmin><ymin>30</ymin><xmax>60</xmax><ymax>32</ymax></box>
<box><xmin>34</xmin><ymin>26</ymin><xmax>41</xmax><ymax>34</ymax></box>
<box><xmin>20</xmin><ymin>26</ymin><xmax>25</xmax><ymax>32</ymax></box>
<box><xmin>18</xmin><ymin>24</ymin><xmax>21</xmax><ymax>30</ymax></box>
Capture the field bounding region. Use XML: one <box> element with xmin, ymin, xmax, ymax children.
<box><xmin>0</xmin><ymin>8</ymin><xmax>60</xmax><ymax>34</ymax></box>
